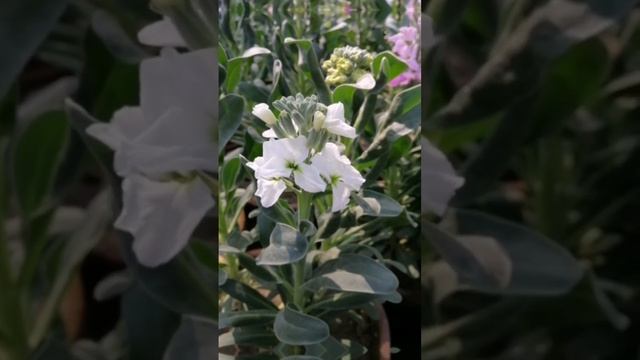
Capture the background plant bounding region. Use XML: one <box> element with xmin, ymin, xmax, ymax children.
<box><xmin>423</xmin><ymin>0</ymin><xmax>640</xmax><ymax>358</ymax></box>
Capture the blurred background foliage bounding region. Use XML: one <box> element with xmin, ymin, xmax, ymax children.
<box><xmin>424</xmin><ymin>0</ymin><xmax>640</xmax><ymax>359</ymax></box>
<box><xmin>0</xmin><ymin>0</ymin><xmax>221</xmax><ymax>359</ymax></box>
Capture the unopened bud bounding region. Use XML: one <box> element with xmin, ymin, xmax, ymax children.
<box><xmin>252</xmin><ymin>103</ymin><xmax>277</xmax><ymax>125</ymax></box>
<box><xmin>313</xmin><ymin>111</ymin><xmax>326</xmax><ymax>131</ymax></box>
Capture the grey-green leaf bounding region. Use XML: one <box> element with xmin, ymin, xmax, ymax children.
<box><xmin>304</xmin><ymin>254</ymin><xmax>399</xmax><ymax>295</ymax></box>
<box><xmin>257</xmin><ymin>223</ymin><xmax>308</xmax><ymax>266</ymax></box>
<box><xmin>274</xmin><ymin>306</ymin><xmax>329</xmax><ymax>346</ymax></box>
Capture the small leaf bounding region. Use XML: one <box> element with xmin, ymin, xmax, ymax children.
<box><xmin>225</xmin><ymin>46</ymin><xmax>271</xmax><ymax>92</ymax></box>
<box><xmin>372</xmin><ymin>51</ymin><xmax>408</xmax><ymax>82</ymax></box>
<box><xmin>257</xmin><ymin>223</ymin><xmax>308</xmax><ymax>266</ymax></box>
<box><xmin>274</xmin><ymin>306</ymin><xmax>329</xmax><ymax>346</ymax></box>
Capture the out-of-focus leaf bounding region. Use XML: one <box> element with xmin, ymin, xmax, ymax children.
<box><xmin>427</xmin><ymin>209</ymin><xmax>583</xmax><ymax>295</ymax></box>
<box><xmin>428</xmin><ymin>0</ymin><xmax>636</xmax><ymax>130</ymax></box>
<box><xmin>220</xmin><ymin>94</ymin><xmax>245</xmax><ymax>149</ymax></box>
<box><xmin>0</xmin><ymin>0</ymin><xmax>69</xmax><ymax>98</ymax></box>
<box><xmin>163</xmin><ymin>316</ymin><xmax>218</xmax><ymax>360</ymax></box>
<box><xmin>122</xmin><ymin>284</ymin><xmax>180</xmax><ymax>360</ymax></box>
<box><xmin>29</xmin><ymin>191</ymin><xmax>112</xmax><ymax>349</ymax></box>
<box><xmin>12</xmin><ymin>111</ymin><xmax>69</xmax><ymax>217</ymax></box>
<box><xmin>453</xmin><ymin>39</ymin><xmax>610</xmax><ymax>203</ymax></box>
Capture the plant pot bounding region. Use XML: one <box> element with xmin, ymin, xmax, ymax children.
<box><xmin>376</xmin><ymin>303</ymin><xmax>391</xmax><ymax>360</ymax></box>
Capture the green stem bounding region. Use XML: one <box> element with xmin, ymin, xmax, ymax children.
<box><xmin>292</xmin><ymin>191</ymin><xmax>312</xmax><ymax>310</ymax></box>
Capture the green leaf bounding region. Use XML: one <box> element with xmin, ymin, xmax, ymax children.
<box><xmin>29</xmin><ymin>191</ymin><xmax>112</xmax><ymax>349</ymax></box>
<box><xmin>225</xmin><ymin>46</ymin><xmax>271</xmax><ymax>93</ymax></box>
<box><xmin>12</xmin><ymin>111</ymin><xmax>69</xmax><ymax>217</ymax></box>
<box><xmin>221</xmin><ymin>157</ymin><xmax>242</xmax><ymax>193</ymax></box>
<box><xmin>219</xmin><ymin>310</ymin><xmax>277</xmax><ymax>328</ymax></box>
<box><xmin>257</xmin><ymin>223</ymin><xmax>308</xmax><ymax>266</ymax></box>
<box><xmin>163</xmin><ymin>316</ymin><xmax>218</xmax><ymax>360</ymax></box>
<box><xmin>237</xmin><ymin>253</ymin><xmax>277</xmax><ymax>284</ymax></box>
<box><xmin>305</xmin><ymin>336</ymin><xmax>348</xmax><ymax>360</ymax></box>
<box><xmin>284</xmin><ymin>38</ymin><xmax>331</xmax><ymax>104</ymax></box>
<box><xmin>220</xmin><ymin>94</ymin><xmax>245</xmax><ymax>149</ymax></box>
<box><xmin>218</xmin><ymin>326</ymin><xmax>279</xmax><ymax>348</ymax></box>
<box><xmin>371</xmin><ymin>51</ymin><xmax>408</xmax><ymax>82</ymax></box>
<box><xmin>304</xmin><ymin>254</ymin><xmax>399</xmax><ymax>295</ymax></box>
<box><xmin>220</xmin><ymin>279</ymin><xmax>278</xmax><ymax>310</ymax></box>
<box><xmin>354</xmin><ymin>190</ymin><xmax>403</xmax><ymax>218</ymax></box>
<box><xmin>0</xmin><ymin>0</ymin><xmax>69</xmax><ymax>98</ymax></box>
<box><xmin>274</xmin><ymin>306</ymin><xmax>329</xmax><ymax>346</ymax></box>
<box><xmin>427</xmin><ymin>209</ymin><xmax>584</xmax><ymax>295</ymax></box>
<box><xmin>122</xmin><ymin>285</ymin><xmax>180</xmax><ymax>360</ymax></box>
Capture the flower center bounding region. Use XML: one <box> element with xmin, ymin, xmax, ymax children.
<box><xmin>330</xmin><ymin>174</ymin><xmax>341</xmax><ymax>186</ymax></box>
<box><xmin>286</xmin><ymin>161</ymin><xmax>300</xmax><ymax>172</ymax></box>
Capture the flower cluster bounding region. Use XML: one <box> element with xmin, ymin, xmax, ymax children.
<box><xmin>249</xmin><ymin>95</ymin><xmax>364</xmax><ymax>212</ymax></box>
<box><xmin>86</xmin><ymin>38</ymin><xmax>216</xmax><ymax>267</ymax></box>
<box><xmin>388</xmin><ymin>26</ymin><xmax>421</xmax><ymax>87</ymax></box>
<box><xmin>322</xmin><ymin>46</ymin><xmax>374</xmax><ymax>86</ymax></box>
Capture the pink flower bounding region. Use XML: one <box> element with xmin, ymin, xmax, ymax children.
<box><xmin>388</xmin><ymin>26</ymin><xmax>420</xmax><ymax>87</ymax></box>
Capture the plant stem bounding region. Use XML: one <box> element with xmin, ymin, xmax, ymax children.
<box><xmin>293</xmin><ymin>191</ymin><xmax>312</xmax><ymax>310</ymax></box>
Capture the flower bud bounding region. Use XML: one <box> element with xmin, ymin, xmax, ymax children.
<box><xmin>313</xmin><ymin>111</ymin><xmax>326</xmax><ymax>131</ymax></box>
<box><xmin>252</xmin><ymin>103</ymin><xmax>277</xmax><ymax>125</ymax></box>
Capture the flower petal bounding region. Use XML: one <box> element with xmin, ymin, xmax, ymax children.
<box><xmin>86</xmin><ymin>106</ymin><xmax>148</xmax><ymax>150</ymax></box>
<box><xmin>262</xmin><ymin>128</ymin><xmax>278</xmax><ymax>138</ymax></box>
<box><xmin>331</xmin><ymin>181</ymin><xmax>351</xmax><ymax>212</ymax></box>
<box><xmin>115</xmin><ymin>175</ymin><xmax>214</xmax><ymax>267</ymax></box>
<box><xmin>256</xmin><ymin>178</ymin><xmax>286</xmax><ymax>207</ymax></box>
<box><xmin>294</xmin><ymin>163</ymin><xmax>326</xmax><ymax>193</ymax></box>
<box><xmin>113</xmin><ymin>107</ymin><xmax>216</xmax><ymax>176</ymax></box>
<box><xmin>140</xmin><ymin>48</ymin><xmax>216</xmax><ymax>121</ymax></box>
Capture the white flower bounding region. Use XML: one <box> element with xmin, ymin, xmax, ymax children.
<box><xmin>137</xmin><ymin>17</ymin><xmax>187</xmax><ymax>48</ymax></box>
<box><xmin>86</xmin><ymin>48</ymin><xmax>216</xmax><ymax>267</ymax></box>
<box><xmin>322</xmin><ymin>103</ymin><xmax>356</xmax><ymax>138</ymax></box>
<box><xmin>115</xmin><ymin>175</ymin><xmax>214</xmax><ymax>267</ymax></box>
<box><xmin>311</xmin><ymin>142</ymin><xmax>365</xmax><ymax>212</ymax></box>
<box><xmin>88</xmin><ymin>48</ymin><xmax>216</xmax><ymax>177</ymax></box>
<box><xmin>422</xmin><ymin>138</ymin><xmax>464</xmax><ymax>216</ymax></box>
<box><xmin>252</xmin><ymin>103</ymin><xmax>277</xmax><ymax>125</ymax></box>
<box><xmin>255</xmin><ymin>178</ymin><xmax>286</xmax><ymax>208</ymax></box>
<box><xmin>248</xmin><ymin>136</ymin><xmax>326</xmax><ymax>207</ymax></box>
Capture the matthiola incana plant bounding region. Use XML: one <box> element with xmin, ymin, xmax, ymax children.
<box><xmin>218</xmin><ymin>3</ymin><xmax>422</xmax><ymax>356</ymax></box>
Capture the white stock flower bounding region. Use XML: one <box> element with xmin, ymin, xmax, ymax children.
<box><xmin>311</xmin><ymin>142</ymin><xmax>365</xmax><ymax>212</ymax></box>
<box><xmin>321</xmin><ymin>103</ymin><xmax>356</xmax><ymax>139</ymax></box>
<box><xmin>86</xmin><ymin>48</ymin><xmax>216</xmax><ymax>267</ymax></box>
<box><xmin>422</xmin><ymin>138</ymin><xmax>464</xmax><ymax>216</ymax></box>
<box><xmin>248</xmin><ymin>136</ymin><xmax>326</xmax><ymax>207</ymax></box>
<box><xmin>115</xmin><ymin>175</ymin><xmax>214</xmax><ymax>267</ymax></box>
